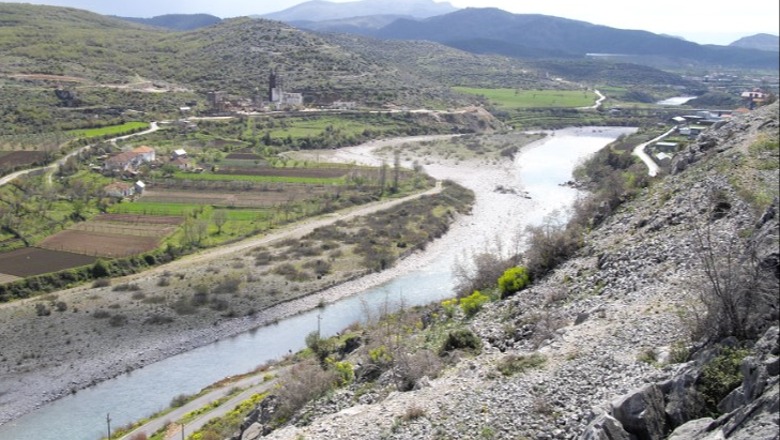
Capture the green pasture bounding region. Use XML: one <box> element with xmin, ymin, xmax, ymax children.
<box><xmin>453</xmin><ymin>87</ymin><xmax>596</xmax><ymax>109</ymax></box>
<box><xmin>258</xmin><ymin>115</ymin><xmax>405</xmax><ymax>140</ymax></box>
<box><xmin>66</xmin><ymin>121</ymin><xmax>149</xmax><ymax>139</ymax></box>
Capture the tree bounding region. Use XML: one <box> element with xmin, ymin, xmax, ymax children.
<box><xmin>392</xmin><ymin>149</ymin><xmax>401</xmax><ymax>193</ymax></box>
<box><xmin>212</xmin><ymin>210</ymin><xmax>227</xmax><ymax>234</ymax></box>
<box><xmin>183</xmin><ymin>217</ymin><xmax>208</xmax><ymax>246</ymax></box>
<box><xmin>378</xmin><ymin>160</ymin><xmax>388</xmax><ymax>195</ymax></box>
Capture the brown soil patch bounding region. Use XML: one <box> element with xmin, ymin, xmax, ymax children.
<box><xmin>0</xmin><ymin>247</ymin><xmax>96</xmax><ymax>277</ymax></box>
<box><xmin>38</xmin><ymin>230</ymin><xmax>164</xmax><ymax>258</ymax></box>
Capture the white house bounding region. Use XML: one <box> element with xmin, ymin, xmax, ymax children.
<box><xmin>132</xmin><ymin>146</ymin><xmax>156</xmax><ymax>162</ymax></box>
<box><xmin>104</xmin><ymin>182</ymin><xmax>134</xmax><ymax>198</ymax></box>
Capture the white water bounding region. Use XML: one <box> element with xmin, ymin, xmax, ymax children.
<box><xmin>0</xmin><ymin>126</ymin><xmax>636</xmax><ymax>440</ymax></box>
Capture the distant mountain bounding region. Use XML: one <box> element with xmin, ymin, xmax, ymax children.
<box><xmin>730</xmin><ymin>33</ymin><xmax>779</xmax><ymax>52</ymax></box>
<box><xmin>261</xmin><ymin>0</ymin><xmax>457</xmax><ymax>22</ymax></box>
<box><xmin>372</xmin><ymin>8</ymin><xmax>779</xmax><ymax>70</ymax></box>
<box><xmin>291</xmin><ymin>14</ymin><xmax>407</xmax><ymax>35</ymax></box>
<box><xmin>0</xmin><ymin>4</ymin><xmax>461</xmax><ymax>107</ymax></box>
<box><xmin>115</xmin><ymin>14</ymin><xmax>222</xmax><ymax>31</ymax></box>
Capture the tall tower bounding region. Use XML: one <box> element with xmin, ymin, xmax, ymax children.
<box><xmin>268</xmin><ymin>70</ymin><xmax>277</xmax><ymax>102</ymax></box>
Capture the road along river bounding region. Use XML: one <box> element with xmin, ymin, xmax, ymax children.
<box><xmin>0</xmin><ymin>126</ymin><xmax>636</xmax><ymax>440</ymax></box>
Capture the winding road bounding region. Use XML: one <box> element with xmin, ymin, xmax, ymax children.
<box><xmin>632</xmin><ymin>126</ymin><xmax>677</xmax><ymax>177</ymax></box>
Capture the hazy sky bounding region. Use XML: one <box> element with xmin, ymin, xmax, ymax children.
<box><xmin>11</xmin><ymin>0</ymin><xmax>780</xmax><ymax>45</ymax></box>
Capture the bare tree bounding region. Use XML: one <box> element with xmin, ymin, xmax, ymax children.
<box><xmin>392</xmin><ymin>149</ymin><xmax>401</xmax><ymax>193</ymax></box>
<box><xmin>690</xmin><ymin>187</ymin><xmax>779</xmax><ymax>341</ymax></box>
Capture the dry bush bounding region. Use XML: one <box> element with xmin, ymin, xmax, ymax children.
<box><xmin>689</xmin><ymin>192</ymin><xmax>779</xmax><ymax>341</ymax></box>
<box><xmin>394</xmin><ymin>349</ymin><xmax>443</xmax><ymax>391</ymax></box>
<box><xmin>453</xmin><ymin>251</ymin><xmax>514</xmax><ymax>297</ymax></box>
<box><xmin>523</xmin><ymin>216</ymin><xmax>582</xmax><ymax>281</ymax></box>
<box><xmin>526</xmin><ymin>311</ymin><xmax>566</xmax><ymax>348</ymax></box>
<box><xmin>403</xmin><ymin>405</ymin><xmax>426</xmax><ymax>421</ymax></box>
<box><xmin>275</xmin><ymin>360</ymin><xmax>338</xmax><ymax>422</ymax></box>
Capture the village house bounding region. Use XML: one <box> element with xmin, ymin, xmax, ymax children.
<box><xmin>132</xmin><ymin>145</ymin><xmax>156</xmax><ymax>162</ymax></box>
<box><xmin>134</xmin><ymin>180</ymin><xmax>146</xmax><ymax>194</ymax></box>
<box><xmin>170</xmin><ymin>156</ymin><xmax>192</xmax><ymax>170</ymax></box>
<box><xmin>172</xmin><ymin>148</ymin><xmax>187</xmax><ymax>159</ymax></box>
<box><xmin>103</xmin><ymin>146</ymin><xmax>156</xmax><ymax>174</ymax></box>
<box><xmin>741</xmin><ymin>88</ymin><xmax>767</xmax><ymax>101</ymax></box>
<box><xmin>103</xmin><ymin>181</ymin><xmax>134</xmax><ymax>198</ymax></box>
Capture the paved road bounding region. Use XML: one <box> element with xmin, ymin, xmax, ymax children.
<box><xmin>119</xmin><ymin>366</ymin><xmax>289</xmax><ymax>440</ymax></box>
<box><xmin>0</xmin><ymin>122</ymin><xmax>160</xmax><ymax>188</ymax></box>
<box><xmin>632</xmin><ymin>126</ymin><xmax>677</xmax><ymax>177</ymax></box>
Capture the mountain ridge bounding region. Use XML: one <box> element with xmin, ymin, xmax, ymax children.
<box><xmin>114</xmin><ymin>13</ymin><xmax>222</xmax><ymax>31</ymax></box>
<box><xmin>729</xmin><ymin>33</ymin><xmax>780</xmax><ymax>52</ymax></box>
<box><xmin>261</xmin><ymin>0</ymin><xmax>457</xmax><ymax>22</ymax></box>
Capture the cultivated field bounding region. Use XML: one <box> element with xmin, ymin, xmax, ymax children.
<box><xmin>0</xmin><ymin>150</ymin><xmax>47</xmax><ymax>173</ymax></box>
<box><xmin>37</xmin><ymin>214</ymin><xmax>182</xmax><ymax>258</ymax></box>
<box><xmin>139</xmin><ymin>187</ymin><xmax>336</xmax><ymax>208</ymax></box>
<box><xmin>453</xmin><ymin>87</ymin><xmax>596</xmax><ymax>109</ymax></box>
<box><xmin>215</xmin><ymin>166</ymin><xmax>352</xmax><ymax>179</ymax></box>
<box><xmin>0</xmin><ymin>247</ymin><xmax>96</xmax><ymax>277</ymax></box>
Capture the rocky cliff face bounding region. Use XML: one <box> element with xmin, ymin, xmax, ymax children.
<box><xmin>237</xmin><ymin>103</ymin><xmax>779</xmax><ymax>440</ymax></box>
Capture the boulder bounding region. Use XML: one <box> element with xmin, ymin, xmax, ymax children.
<box><xmin>611</xmin><ymin>384</ymin><xmax>667</xmax><ymax>440</ymax></box>
<box><xmin>241</xmin><ymin>422</ymin><xmax>264</xmax><ymax>440</ymax></box>
<box><xmin>661</xmin><ymin>369</ymin><xmax>706</xmax><ymax>427</ymax></box>
<box><xmin>579</xmin><ymin>413</ymin><xmax>632</xmax><ymax>440</ymax></box>
<box><xmin>666</xmin><ymin>418</ymin><xmax>716</xmax><ymax>440</ymax></box>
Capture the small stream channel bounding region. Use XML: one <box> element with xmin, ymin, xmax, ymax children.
<box><xmin>0</xmin><ymin>126</ymin><xmax>636</xmax><ymax>440</ymax></box>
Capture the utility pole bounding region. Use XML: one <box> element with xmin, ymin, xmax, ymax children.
<box><xmin>180</xmin><ymin>422</ymin><xmax>186</xmax><ymax>440</ymax></box>
<box><xmin>106</xmin><ymin>413</ymin><xmax>111</xmax><ymax>440</ymax></box>
<box><xmin>317</xmin><ymin>313</ymin><xmax>322</xmax><ymax>337</ymax></box>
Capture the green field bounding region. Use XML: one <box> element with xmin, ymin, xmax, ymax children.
<box><xmin>453</xmin><ymin>87</ymin><xmax>597</xmax><ymax>109</ymax></box>
<box><xmin>66</xmin><ymin>121</ymin><xmax>149</xmax><ymax>139</ymax></box>
<box><xmin>262</xmin><ymin>115</ymin><xmax>406</xmax><ymax>140</ymax></box>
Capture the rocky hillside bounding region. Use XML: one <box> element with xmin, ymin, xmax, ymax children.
<box><xmin>230</xmin><ymin>103</ymin><xmax>779</xmax><ymax>439</ymax></box>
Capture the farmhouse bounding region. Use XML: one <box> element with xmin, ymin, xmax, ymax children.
<box><xmin>103</xmin><ymin>146</ymin><xmax>156</xmax><ymax>174</ymax></box>
<box><xmin>104</xmin><ymin>182</ymin><xmax>134</xmax><ymax>198</ymax></box>
<box><xmin>170</xmin><ymin>156</ymin><xmax>192</xmax><ymax>170</ymax></box>
<box><xmin>172</xmin><ymin>148</ymin><xmax>187</xmax><ymax>159</ymax></box>
<box><xmin>132</xmin><ymin>145</ymin><xmax>156</xmax><ymax>162</ymax></box>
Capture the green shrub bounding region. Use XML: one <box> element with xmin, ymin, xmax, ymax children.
<box><xmin>460</xmin><ymin>290</ymin><xmax>490</xmax><ymax>317</ymax></box>
<box><xmin>497</xmin><ymin>266</ymin><xmax>530</xmax><ymax>297</ymax></box>
<box><xmin>699</xmin><ymin>347</ymin><xmax>750</xmax><ymax>416</ymax></box>
<box><xmin>330</xmin><ymin>360</ymin><xmax>355</xmax><ymax>385</ymax></box>
<box><xmin>440</xmin><ymin>328</ymin><xmax>482</xmax><ymax>355</ymax></box>
<box><xmin>305</xmin><ymin>331</ymin><xmax>333</xmax><ymax>363</ymax></box>
<box><xmin>92</xmin><ymin>259</ymin><xmax>110</xmax><ymax>278</ymax></box>
<box><xmin>369</xmin><ymin>345</ymin><xmax>393</xmax><ymax>366</ymax></box>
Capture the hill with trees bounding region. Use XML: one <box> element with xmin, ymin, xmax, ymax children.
<box><xmin>114</xmin><ymin>13</ymin><xmax>223</xmax><ymax>31</ymax></box>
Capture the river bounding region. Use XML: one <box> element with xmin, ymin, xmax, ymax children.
<box><xmin>0</xmin><ymin>126</ymin><xmax>636</xmax><ymax>440</ymax></box>
<box><xmin>656</xmin><ymin>96</ymin><xmax>697</xmax><ymax>106</ymax></box>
